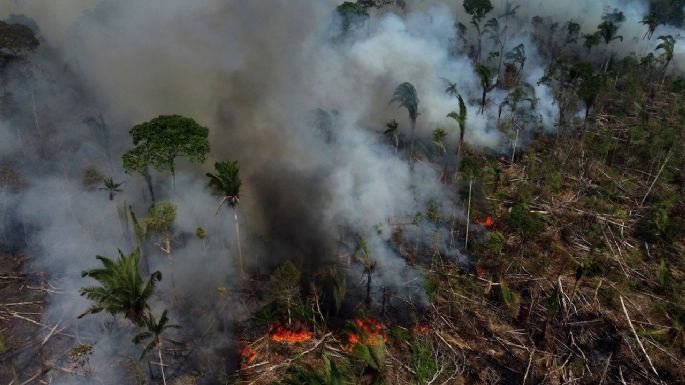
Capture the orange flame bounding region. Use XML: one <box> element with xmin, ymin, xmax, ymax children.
<box><xmin>410</xmin><ymin>324</ymin><xmax>430</xmax><ymax>334</ymax></box>
<box><xmin>239</xmin><ymin>345</ymin><xmax>257</xmax><ymax>369</ymax></box>
<box><xmin>345</xmin><ymin>317</ymin><xmax>386</xmax><ymax>351</ymax></box>
<box><xmin>269</xmin><ymin>322</ymin><xmax>313</xmax><ymax>344</ymax></box>
<box><xmin>477</xmin><ymin>216</ymin><xmax>494</xmax><ymax>228</ymax></box>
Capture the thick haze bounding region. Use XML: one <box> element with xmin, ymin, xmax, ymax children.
<box><xmin>1</xmin><ymin>0</ymin><xmax>683</xmax><ymax>383</ymax></box>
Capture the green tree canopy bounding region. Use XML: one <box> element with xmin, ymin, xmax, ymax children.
<box><xmin>207</xmin><ymin>160</ymin><xmax>242</xmax><ymax>208</ymax></box>
<box><xmin>0</xmin><ymin>21</ymin><xmax>39</xmax><ymax>59</ymax></box>
<box><xmin>79</xmin><ymin>248</ymin><xmax>161</xmax><ymax>326</ymax></box>
<box><xmin>122</xmin><ymin>115</ymin><xmax>210</xmax><ymax>178</ymax></box>
<box><xmin>463</xmin><ymin>0</ymin><xmax>493</xmax><ymax>22</ymax></box>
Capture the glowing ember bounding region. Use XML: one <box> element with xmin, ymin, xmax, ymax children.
<box><xmin>410</xmin><ymin>324</ymin><xmax>430</xmax><ymax>334</ymax></box>
<box><xmin>499</xmin><ymin>156</ymin><xmax>507</xmax><ymax>162</ymax></box>
<box><xmin>239</xmin><ymin>345</ymin><xmax>256</xmax><ymax>369</ymax></box>
<box><xmin>269</xmin><ymin>322</ymin><xmax>313</xmax><ymax>344</ymax></box>
<box><xmin>477</xmin><ymin>216</ymin><xmax>494</xmax><ymax>228</ymax></box>
<box><xmin>475</xmin><ymin>265</ymin><xmax>487</xmax><ymax>279</ymax></box>
<box><xmin>345</xmin><ymin>317</ymin><xmax>386</xmax><ymax>351</ymax></box>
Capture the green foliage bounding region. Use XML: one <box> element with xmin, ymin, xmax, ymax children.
<box><xmin>459</xmin><ymin>155</ymin><xmax>481</xmax><ymax>180</ymax></box>
<box><xmin>206</xmin><ymin>160</ymin><xmax>242</xmax><ymax>206</ymax></box>
<box><xmin>597</xmin><ymin>9</ymin><xmax>625</xmax><ymax>45</ymax></box>
<box><xmin>282</xmin><ymin>354</ymin><xmax>350</xmax><ymax>385</ymax></box>
<box><xmin>0</xmin><ymin>21</ymin><xmax>39</xmax><ymax>58</ymax></box>
<box><xmin>122</xmin><ymin>115</ymin><xmax>209</xmax><ymax>175</ymax></box>
<box><xmin>144</xmin><ymin>202</ymin><xmax>176</xmax><ymax>232</ymax></box>
<box><xmin>486</xmin><ymin>230</ymin><xmax>505</xmax><ymax>255</ymax></box>
<box><xmin>447</xmin><ymin>93</ymin><xmax>468</xmax><ymax>147</ymax></box>
<box><xmin>195</xmin><ymin>226</ymin><xmax>206</xmax><ymax>240</ymax></box>
<box><xmin>132</xmin><ymin>309</ymin><xmax>180</xmax><ymax>359</ymax></box>
<box><xmin>431</xmin><ymin>128</ymin><xmax>447</xmax><ymax>153</ymax></box>
<box><xmin>389</xmin><ymin>82</ymin><xmax>419</xmax><ymax>122</ymax></box>
<box><xmin>504</xmin><ymin>204</ymin><xmax>545</xmax><ymax>239</ymax></box>
<box><xmin>462</xmin><ymin>0</ymin><xmax>493</xmax><ymax>22</ymax></box>
<box><xmin>350</xmin><ymin>338</ymin><xmax>385</xmax><ymax>373</ymax></box>
<box><xmin>657</xmin><ymin>258</ymin><xmax>672</xmax><ymax>289</ymax></box>
<box><xmin>321</xmin><ymin>268</ymin><xmax>346</xmax><ymax>315</ymax></box>
<box><xmin>99</xmin><ymin>177</ymin><xmax>123</xmax><ymax>200</ymax></box>
<box><xmin>79</xmin><ymin>248</ymin><xmax>162</xmax><ymax>326</ymax></box>
<box><xmin>649</xmin><ymin>0</ymin><xmax>685</xmax><ymax>27</ymax></box>
<box><xmin>270</xmin><ymin>260</ymin><xmax>302</xmax><ymax>317</ymax></box>
<box><xmin>409</xmin><ymin>337</ymin><xmax>438</xmax><ymax>384</ymax></box>
<box><xmin>82</xmin><ymin>166</ymin><xmax>104</xmax><ymax>191</ymax></box>
<box><xmin>499</xmin><ymin>278</ymin><xmax>520</xmax><ymax>317</ymax></box>
<box><xmin>336</xmin><ymin>2</ymin><xmax>369</xmax><ymax>34</ymax></box>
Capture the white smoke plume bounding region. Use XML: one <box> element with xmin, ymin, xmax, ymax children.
<box><xmin>1</xmin><ymin>0</ymin><xmax>683</xmax><ymax>383</ymax></box>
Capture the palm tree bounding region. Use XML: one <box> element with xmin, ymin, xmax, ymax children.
<box><xmin>207</xmin><ymin>160</ymin><xmax>244</xmax><ymax>276</ymax></box>
<box><xmin>356</xmin><ymin>236</ymin><xmax>376</xmax><ymax>306</ymax></box>
<box><xmin>475</xmin><ymin>64</ymin><xmax>495</xmax><ymax>113</ymax></box>
<box><xmin>389</xmin><ymin>82</ymin><xmax>419</xmax><ymax>158</ymax></box>
<box><xmin>79</xmin><ymin>248</ymin><xmax>162</xmax><ymax>326</ymax></box>
<box><xmin>597</xmin><ymin>10</ymin><xmax>625</xmax><ymax>73</ymax></box>
<box><xmin>133</xmin><ymin>309</ymin><xmax>180</xmax><ymax>385</ymax></box>
<box><xmin>383</xmin><ymin>119</ymin><xmax>400</xmax><ymax>153</ymax></box>
<box><xmin>505</xmin><ymin>43</ymin><xmax>526</xmax><ymax>85</ymax></box>
<box><xmin>443</xmin><ymin>79</ymin><xmax>458</xmax><ymax>97</ymax></box>
<box><xmin>484</xmin><ymin>17</ymin><xmax>507</xmax><ymax>79</ymax></box>
<box><xmin>432</xmin><ymin>127</ymin><xmax>448</xmax><ymax>179</ymax></box>
<box><xmin>447</xmin><ymin>93</ymin><xmax>468</xmax><ymax>161</ymax></box>
<box><xmin>583</xmin><ymin>32</ymin><xmax>602</xmax><ymax>53</ymax></box>
<box><xmin>641</xmin><ymin>13</ymin><xmax>658</xmax><ymax>40</ymax></box>
<box><xmin>499</xmin><ymin>85</ymin><xmax>536</xmax><ymax>163</ymax></box>
<box><xmin>655</xmin><ymin>35</ymin><xmax>676</xmax><ymax>82</ymax></box>
<box><xmin>99</xmin><ymin>177</ymin><xmax>122</xmax><ymax>201</ymax></box>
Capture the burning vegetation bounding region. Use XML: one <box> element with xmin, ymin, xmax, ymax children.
<box><xmin>3</xmin><ymin>0</ymin><xmax>685</xmax><ymax>385</ymax></box>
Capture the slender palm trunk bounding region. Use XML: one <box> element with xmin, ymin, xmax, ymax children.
<box><xmin>465</xmin><ymin>179</ymin><xmax>473</xmax><ymax>250</ymax></box>
<box><xmin>109</xmin><ymin>190</ymin><xmax>114</xmax><ymax>201</ymax></box>
<box><xmin>511</xmin><ymin>127</ymin><xmax>519</xmax><ymax>165</ymax></box>
<box><xmin>409</xmin><ymin>118</ymin><xmax>416</xmax><ymax>159</ymax></box>
<box><xmin>234</xmin><ymin>209</ymin><xmax>244</xmax><ymax>277</ymax></box>
<box><xmin>158</xmin><ymin>343</ymin><xmax>167</xmax><ymax>385</ymax></box>
<box><xmin>394</xmin><ymin>135</ymin><xmax>399</xmax><ymax>154</ymax></box>
<box><xmin>365</xmin><ymin>272</ymin><xmax>371</xmax><ymax>305</ymax></box>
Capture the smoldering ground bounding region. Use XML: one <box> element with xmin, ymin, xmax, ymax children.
<box><xmin>1</xmin><ymin>0</ymin><xmax>684</xmax><ymax>383</ymax></box>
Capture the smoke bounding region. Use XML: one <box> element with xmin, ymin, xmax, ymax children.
<box><xmin>1</xmin><ymin>0</ymin><xmax>684</xmax><ymax>383</ymax></box>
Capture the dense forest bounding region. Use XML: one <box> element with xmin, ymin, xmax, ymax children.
<box><xmin>0</xmin><ymin>0</ymin><xmax>684</xmax><ymax>384</ymax></box>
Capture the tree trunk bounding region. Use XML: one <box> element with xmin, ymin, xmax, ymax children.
<box><xmin>109</xmin><ymin>190</ymin><xmax>114</xmax><ymax>201</ymax></box>
<box><xmin>170</xmin><ymin>165</ymin><xmax>176</xmax><ymax>193</ymax></box>
<box><xmin>465</xmin><ymin>179</ymin><xmax>473</xmax><ymax>251</ymax></box>
<box><xmin>511</xmin><ymin>127</ymin><xmax>519</xmax><ymax>165</ymax></box>
<box><xmin>409</xmin><ymin>118</ymin><xmax>416</xmax><ymax>159</ymax></box>
<box><xmin>158</xmin><ymin>343</ymin><xmax>167</xmax><ymax>385</ymax></box>
<box><xmin>365</xmin><ymin>272</ymin><xmax>371</xmax><ymax>305</ymax></box>
<box><xmin>234</xmin><ymin>209</ymin><xmax>244</xmax><ymax>277</ymax></box>
<box><xmin>394</xmin><ymin>135</ymin><xmax>399</xmax><ymax>154</ymax></box>
<box><xmin>144</xmin><ymin>170</ymin><xmax>155</xmax><ymax>204</ymax></box>
<box><xmin>480</xmin><ymin>89</ymin><xmax>487</xmax><ymax>114</ymax></box>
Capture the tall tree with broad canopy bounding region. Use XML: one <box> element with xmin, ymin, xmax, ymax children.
<box><xmin>207</xmin><ymin>160</ymin><xmax>244</xmax><ymax>276</ymax></box>
<box><xmin>389</xmin><ymin>82</ymin><xmax>419</xmax><ymax>158</ymax></box>
<box><xmin>0</xmin><ymin>21</ymin><xmax>39</xmax><ymax>60</ymax></box>
<box><xmin>79</xmin><ymin>248</ymin><xmax>162</xmax><ymax>327</ymax></box>
<box><xmin>122</xmin><ymin>115</ymin><xmax>209</xmax><ymax>196</ymax></box>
